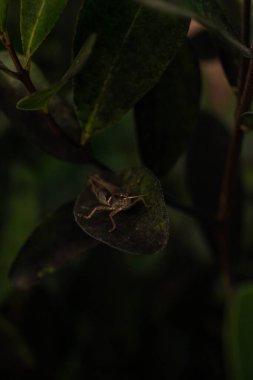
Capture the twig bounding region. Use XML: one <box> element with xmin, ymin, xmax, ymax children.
<box><xmin>0</xmin><ymin>31</ymin><xmax>101</xmax><ymax>166</ymax></box>
<box><xmin>218</xmin><ymin>0</ymin><xmax>252</xmax><ymax>297</ymax></box>
<box><xmin>238</xmin><ymin>0</ymin><xmax>251</xmax><ymax>96</ymax></box>
<box><xmin>0</xmin><ymin>33</ymin><xmax>35</xmax><ymax>93</ymax></box>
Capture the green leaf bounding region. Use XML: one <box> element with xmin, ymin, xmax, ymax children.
<box><xmin>190</xmin><ymin>29</ymin><xmax>239</xmax><ymax>88</ymax></box>
<box><xmin>240</xmin><ymin>112</ymin><xmax>253</xmax><ymax>131</ymax></box>
<box><xmin>0</xmin><ymin>51</ymin><xmax>90</xmax><ymax>164</ymax></box>
<box><xmin>186</xmin><ymin>113</ymin><xmax>242</xmax><ymax>253</ymax></box>
<box><xmin>217</xmin><ymin>39</ymin><xmax>240</xmax><ymax>88</ymax></box>
<box><xmin>21</xmin><ymin>0</ymin><xmax>69</xmax><ymax>59</ymax></box>
<box><xmin>17</xmin><ymin>34</ymin><xmax>96</xmax><ymax>111</ymax></box>
<box><xmin>74</xmin><ymin>0</ymin><xmax>189</xmax><ymax>144</ymax></box>
<box><xmin>9</xmin><ymin>202</ymin><xmax>97</xmax><ymax>289</ymax></box>
<box><xmin>138</xmin><ymin>0</ymin><xmax>251</xmax><ymax>57</ymax></box>
<box><xmin>74</xmin><ymin>168</ymin><xmax>169</xmax><ymax>255</ymax></box>
<box><xmin>0</xmin><ymin>316</ymin><xmax>34</xmax><ymax>373</ymax></box>
<box><xmin>219</xmin><ymin>0</ymin><xmax>241</xmax><ymax>30</ymax></box>
<box><xmin>0</xmin><ymin>0</ymin><xmax>8</xmax><ymax>32</ymax></box>
<box><xmin>0</xmin><ymin>164</ymin><xmax>38</xmax><ymax>301</ymax></box>
<box><xmin>225</xmin><ymin>284</ymin><xmax>253</xmax><ymax>380</ymax></box>
<box><xmin>135</xmin><ymin>42</ymin><xmax>201</xmax><ymax>177</ymax></box>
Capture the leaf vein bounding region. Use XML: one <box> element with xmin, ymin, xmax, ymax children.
<box><xmin>26</xmin><ymin>0</ymin><xmax>46</xmax><ymax>57</ymax></box>
<box><xmin>85</xmin><ymin>5</ymin><xmax>143</xmax><ymax>136</ymax></box>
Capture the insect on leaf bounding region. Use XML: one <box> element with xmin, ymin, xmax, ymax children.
<box><xmin>74</xmin><ymin>167</ymin><xmax>170</xmax><ymax>255</ymax></box>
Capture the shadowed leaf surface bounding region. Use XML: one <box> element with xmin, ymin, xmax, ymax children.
<box><xmin>190</xmin><ymin>30</ymin><xmax>218</xmax><ymax>61</ymax></box>
<box><xmin>186</xmin><ymin>113</ymin><xmax>242</xmax><ymax>254</ymax></box>
<box><xmin>135</xmin><ymin>41</ymin><xmax>201</xmax><ymax>177</ymax></box>
<box><xmin>218</xmin><ymin>0</ymin><xmax>241</xmax><ymax>88</ymax></box>
<box><xmin>240</xmin><ymin>112</ymin><xmax>253</xmax><ymax>131</ymax></box>
<box><xmin>190</xmin><ymin>30</ymin><xmax>239</xmax><ymax>88</ymax></box>
<box><xmin>225</xmin><ymin>284</ymin><xmax>253</xmax><ymax>380</ymax></box>
<box><xmin>186</xmin><ymin>113</ymin><xmax>225</xmax><ymax>253</ymax></box>
<box><xmin>0</xmin><ymin>316</ymin><xmax>34</xmax><ymax>375</ymax></box>
<box><xmin>9</xmin><ymin>202</ymin><xmax>97</xmax><ymax>289</ymax></box>
<box><xmin>138</xmin><ymin>0</ymin><xmax>250</xmax><ymax>57</ymax></box>
<box><xmin>0</xmin><ymin>0</ymin><xmax>8</xmax><ymax>31</ymax></box>
<box><xmin>74</xmin><ymin>168</ymin><xmax>169</xmax><ymax>255</ymax></box>
<box><xmin>188</xmin><ymin>0</ymin><xmax>241</xmax><ymax>88</ymax></box>
<box><xmin>74</xmin><ymin>0</ymin><xmax>189</xmax><ymax>143</ymax></box>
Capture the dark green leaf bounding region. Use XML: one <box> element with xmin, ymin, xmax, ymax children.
<box><xmin>190</xmin><ymin>30</ymin><xmax>219</xmax><ymax>61</ymax></box>
<box><xmin>186</xmin><ymin>113</ymin><xmax>228</xmax><ymax>219</ymax></box>
<box><xmin>17</xmin><ymin>34</ymin><xmax>96</xmax><ymax>111</ymax></box>
<box><xmin>188</xmin><ymin>0</ymin><xmax>241</xmax><ymax>88</ymax></box>
<box><xmin>215</xmin><ymin>0</ymin><xmax>241</xmax><ymax>88</ymax></box>
<box><xmin>217</xmin><ymin>39</ymin><xmax>240</xmax><ymax>88</ymax></box>
<box><xmin>135</xmin><ymin>41</ymin><xmax>201</xmax><ymax>177</ymax></box>
<box><xmin>0</xmin><ymin>316</ymin><xmax>34</xmax><ymax>373</ymax></box>
<box><xmin>21</xmin><ymin>0</ymin><xmax>69</xmax><ymax>59</ymax></box>
<box><xmin>137</xmin><ymin>0</ymin><xmax>250</xmax><ymax>57</ymax></box>
<box><xmin>74</xmin><ymin>168</ymin><xmax>169</xmax><ymax>254</ymax></box>
<box><xmin>225</xmin><ymin>284</ymin><xmax>253</xmax><ymax>380</ymax></box>
<box><xmin>186</xmin><ymin>113</ymin><xmax>242</xmax><ymax>253</ymax></box>
<box><xmin>0</xmin><ymin>52</ymin><xmax>90</xmax><ymax>163</ymax></box>
<box><xmin>0</xmin><ymin>0</ymin><xmax>8</xmax><ymax>32</ymax></box>
<box><xmin>240</xmin><ymin>112</ymin><xmax>253</xmax><ymax>131</ymax></box>
<box><xmin>219</xmin><ymin>0</ymin><xmax>241</xmax><ymax>31</ymax></box>
<box><xmin>189</xmin><ymin>26</ymin><xmax>239</xmax><ymax>88</ymax></box>
<box><xmin>0</xmin><ymin>163</ymin><xmax>38</xmax><ymax>301</ymax></box>
<box><xmin>9</xmin><ymin>202</ymin><xmax>97</xmax><ymax>289</ymax></box>
<box><xmin>74</xmin><ymin>0</ymin><xmax>189</xmax><ymax>144</ymax></box>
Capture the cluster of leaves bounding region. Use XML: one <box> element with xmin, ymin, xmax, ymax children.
<box><xmin>1</xmin><ymin>0</ymin><xmax>253</xmax><ymax>379</ymax></box>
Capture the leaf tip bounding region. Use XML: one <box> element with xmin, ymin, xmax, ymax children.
<box><xmin>81</xmin><ymin>129</ymin><xmax>90</xmax><ymax>145</ymax></box>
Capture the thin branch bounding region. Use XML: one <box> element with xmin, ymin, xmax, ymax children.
<box><xmin>238</xmin><ymin>0</ymin><xmax>251</xmax><ymax>96</ymax></box>
<box><xmin>0</xmin><ymin>31</ymin><xmax>99</xmax><ymax>165</ymax></box>
<box><xmin>0</xmin><ymin>32</ymin><xmax>24</xmax><ymax>74</ymax></box>
<box><xmin>218</xmin><ymin>0</ymin><xmax>252</xmax><ymax>297</ymax></box>
<box><xmin>0</xmin><ymin>32</ymin><xmax>36</xmax><ymax>93</ymax></box>
<box><xmin>219</xmin><ymin>53</ymin><xmax>253</xmax><ymax>224</ymax></box>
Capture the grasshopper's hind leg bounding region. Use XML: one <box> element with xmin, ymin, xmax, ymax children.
<box><xmin>82</xmin><ymin>205</ymin><xmax>111</xmax><ymax>219</ymax></box>
<box><xmin>108</xmin><ymin>209</ymin><xmax>122</xmax><ymax>232</ymax></box>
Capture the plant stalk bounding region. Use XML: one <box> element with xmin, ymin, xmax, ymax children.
<box><xmin>0</xmin><ymin>32</ymin><xmax>36</xmax><ymax>92</ymax></box>
<box><xmin>218</xmin><ymin>0</ymin><xmax>252</xmax><ymax>297</ymax></box>
<box><xmin>0</xmin><ymin>32</ymin><xmax>110</xmax><ymax>170</ymax></box>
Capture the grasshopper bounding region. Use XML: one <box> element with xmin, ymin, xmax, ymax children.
<box><xmin>81</xmin><ymin>174</ymin><xmax>149</xmax><ymax>232</ymax></box>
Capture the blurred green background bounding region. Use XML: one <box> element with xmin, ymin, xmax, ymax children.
<box><xmin>1</xmin><ymin>1</ymin><xmax>253</xmax><ymax>379</ymax></box>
